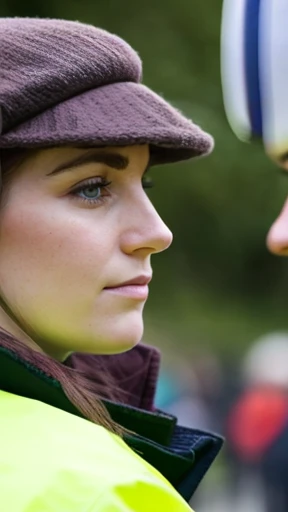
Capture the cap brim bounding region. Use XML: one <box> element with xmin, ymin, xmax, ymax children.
<box><xmin>0</xmin><ymin>82</ymin><xmax>213</xmax><ymax>165</ymax></box>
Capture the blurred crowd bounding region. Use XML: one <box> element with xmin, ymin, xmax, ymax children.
<box><xmin>155</xmin><ymin>333</ymin><xmax>288</xmax><ymax>512</ymax></box>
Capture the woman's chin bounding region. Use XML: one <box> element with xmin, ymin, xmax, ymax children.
<box><xmin>34</xmin><ymin>312</ymin><xmax>144</xmax><ymax>357</ymax></box>
<box><xmin>84</xmin><ymin>333</ymin><xmax>143</xmax><ymax>355</ymax></box>
<box><xmin>77</xmin><ymin>314</ymin><xmax>144</xmax><ymax>355</ymax></box>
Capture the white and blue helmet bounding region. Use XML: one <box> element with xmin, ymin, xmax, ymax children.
<box><xmin>221</xmin><ymin>0</ymin><xmax>288</xmax><ymax>167</ymax></box>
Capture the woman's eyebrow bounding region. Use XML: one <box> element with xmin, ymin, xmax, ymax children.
<box><xmin>46</xmin><ymin>151</ymin><xmax>129</xmax><ymax>176</ymax></box>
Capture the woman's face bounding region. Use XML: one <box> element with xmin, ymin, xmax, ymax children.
<box><xmin>267</xmin><ymin>197</ymin><xmax>288</xmax><ymax>255</ymax></box>
<box><xmin>0</xmin><ymin>144</ymin><xmax>172</xmax><ymax>360</ymax></box>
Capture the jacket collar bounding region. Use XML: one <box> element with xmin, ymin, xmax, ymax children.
<box><xmin>66</xmin><ymin>343</ymin><xmax>161</xmax><ymax>411</ymax></box>
<box><xmin>0</xmin><ymin>344</ymin><xmax>223</xmax><ymax>502</ymax></box>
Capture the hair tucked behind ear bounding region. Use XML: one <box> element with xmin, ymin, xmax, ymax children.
<box><xmin>0</xmin><ymin>148</ymin><xmax>129</xmax><ymax>437</ymax></box>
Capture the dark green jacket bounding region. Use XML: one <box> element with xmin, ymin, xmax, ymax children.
<box><xmin>0</xmin><ymin>343</ymin><xmax>223</xmax><ymax>508</ymax></box>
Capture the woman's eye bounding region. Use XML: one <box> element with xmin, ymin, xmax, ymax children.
<box><xmin>69</xmin><ymin>175</ymin><xmax>153</xmax><ymax>207</ymax></box>
<box><xmin>79</xmin><ymin>185</ymin><xmax>101</xmax><ymax>200</ymax></box>
<box><xmin>71</xmin><ymin>178</ymin><xmax>111</xmax><ymax>205</ymax></box>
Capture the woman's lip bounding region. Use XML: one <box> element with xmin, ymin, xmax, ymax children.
<box><xmin>107</xmin><ymin>275</ymin><xmax>152</xmax><ymax>287</ymax></box>
<box><xmin>104</xmin><ymin>284</ymin><xmax>149</xmax><ymax>300</ymax></box>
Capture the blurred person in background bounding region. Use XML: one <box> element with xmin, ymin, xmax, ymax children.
<box><xmin>225</xmin><ymin>333</ymin><xmax>288</xmax><ymax>512</ymax></box>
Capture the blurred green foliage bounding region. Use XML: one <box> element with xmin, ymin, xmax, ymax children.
<box><xmin>2</xmin><ymin>0</ymin><xmax>288</xmax><ymax>357</ymax></box>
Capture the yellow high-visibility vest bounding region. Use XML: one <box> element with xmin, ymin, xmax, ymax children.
<box><xmin>0</xmin><ymin>390</ymin><xmax>194</xmax><ymax>511</ymax></box>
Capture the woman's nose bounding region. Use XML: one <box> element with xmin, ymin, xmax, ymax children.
<box><xmin>266</xmin><ymin>198</ymin><xmax>288</xmax><ymax>255</ymax></box>
<box><xmin>121</xmin><ymin>197</ymin><xmax>173</xmax><ymax>256</ymax></box>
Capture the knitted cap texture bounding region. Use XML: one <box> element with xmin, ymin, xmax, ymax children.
<box><xmin>0</xmin><ymin>17</ymin><xmax>214</xmax><ymax>164</ymax></box>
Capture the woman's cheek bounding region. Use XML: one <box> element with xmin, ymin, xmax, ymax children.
<box><xmin>0</xmin><ymin>193</ymin><xmax>114</xmax><ymax>292</ymax></box>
